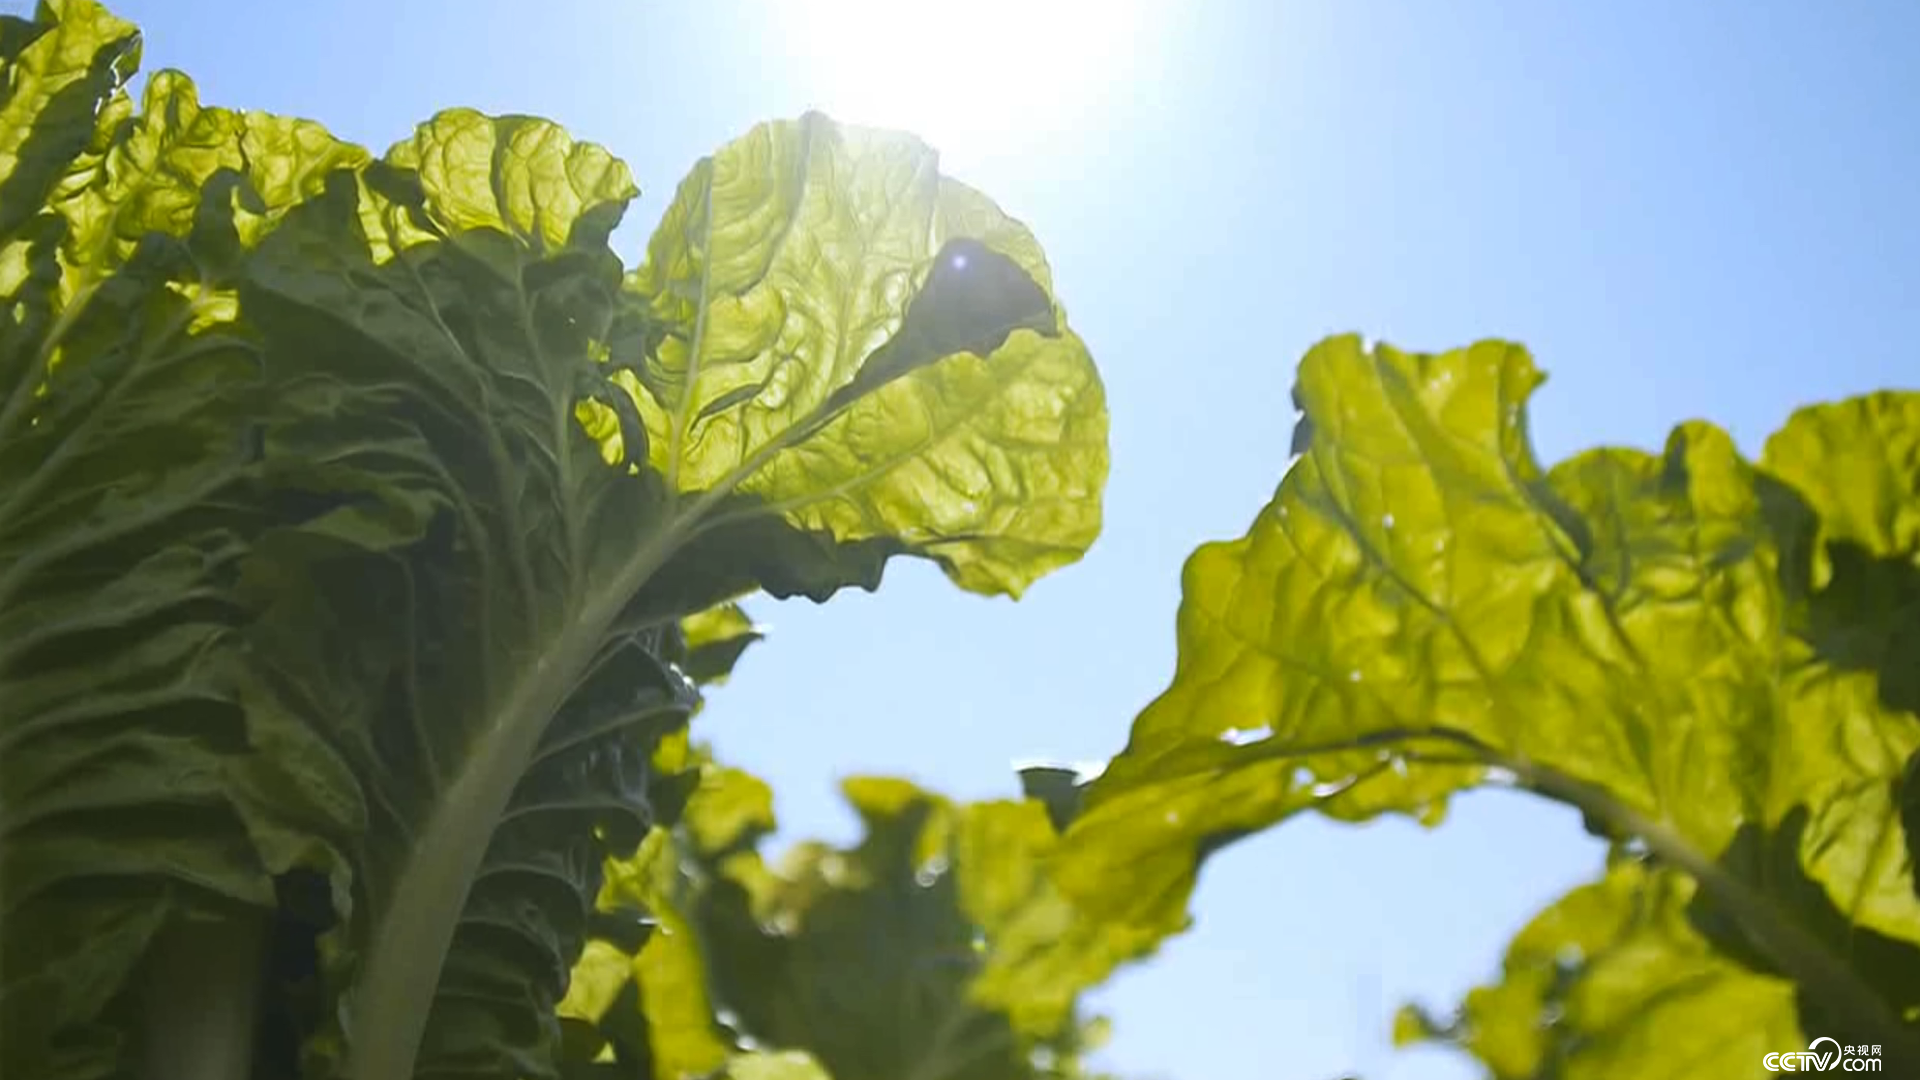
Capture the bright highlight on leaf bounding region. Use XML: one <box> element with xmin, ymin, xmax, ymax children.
<box><xmin>628</xmin><ymin>111</ymin><xmax>1107</xmax><ymax>599</ymax></box>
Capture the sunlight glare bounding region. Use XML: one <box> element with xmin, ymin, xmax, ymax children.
<box><xmin>769</xmin><ymin>0</ymin><xmax>1155</xmax><ymax>162</ymax></box>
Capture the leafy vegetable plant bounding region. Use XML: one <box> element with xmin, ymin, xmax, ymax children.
<box><xmin>8</xmin><ymin>3</ymin><xmax>1919</xmax><ymax>1080</ymax></box>
<box><xmin>1050</xmin><ymin>335</ymin><xmax>1920</xmax><ymax>1077</ymax></box>
<box><xmin>556</xmin><ymin>754</ymin><xmax>1145</xmax><ymax>1080</ymax></box>
<box><xmin>0</xmin><ymin>4</ymin><xmax>1106</xmax><ymax>1080</ymax></box>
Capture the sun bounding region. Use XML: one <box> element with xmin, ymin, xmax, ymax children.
<box><xmin>767</xmin><ymin>0</ymin><xmax>1158</xmax><ymax>165</ymax></box>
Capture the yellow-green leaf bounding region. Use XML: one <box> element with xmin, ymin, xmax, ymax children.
<box><xmin>724</xmin><ymin>1050</ymin><xmax>835</xmax><ymax>1080</ymax></box>
<box><xmin>577</xmin><ymin>764</ymin><xmax>1145</xmax><ymax>1080</ymax></box>
<box><xmin>1056</xmin><ymin>333</ymin><xmax>1920</xmax><ymax>1068</ymax></box>
<box><xmin>624</xmin><ymin>112</ymin><xmax>1108</xmax><ymax>598</ymax></box>
<box><xmin>678</xmin><ymin>603</ymin><xmax>766</xmax><ymax>688</ymax></box>
<box><xmin>1410</xmin><ymin>860</ymin><xmax>1801</xmax><ymax>1080</ymax></box>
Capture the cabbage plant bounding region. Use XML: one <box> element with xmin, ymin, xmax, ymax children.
<box><xmin>0</xmin><ymin>4</ymin><xmax>1106</xmax><ymax>1079</ymax></box>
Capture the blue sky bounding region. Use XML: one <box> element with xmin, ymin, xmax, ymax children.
<box><xmin>89</xmin><ymin>2</ymin><xmax>1920</xmax><ymax>1077</ymax></box>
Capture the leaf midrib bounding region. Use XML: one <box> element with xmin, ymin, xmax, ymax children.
<box><xmin>345</xmin><ymin>294</ymin><xmax>946</xmax><ymax>1079</ymax></box>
